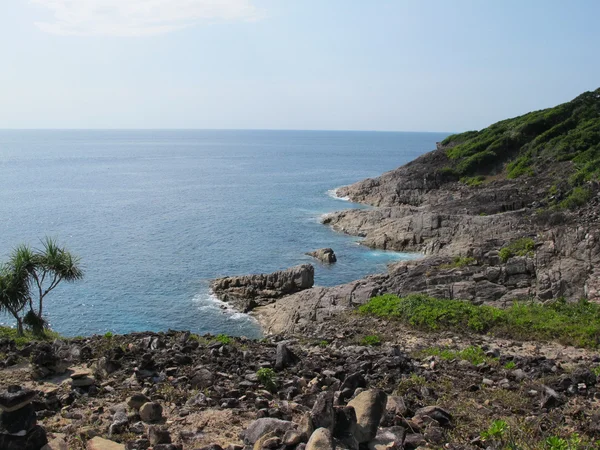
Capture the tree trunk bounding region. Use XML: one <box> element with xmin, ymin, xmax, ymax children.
<box><xmin>7</xmin><ymin>307</ymin><xmax>24</xmax><ymax>336</ymax></box>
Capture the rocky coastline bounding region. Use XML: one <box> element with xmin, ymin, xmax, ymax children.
<box><xmin>2</xmin><ymin>89</ymin><xmax>600</xmax><ymax>449</ymax></box>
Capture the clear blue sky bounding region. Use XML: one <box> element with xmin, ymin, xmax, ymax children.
<box><xmin>1</xmin><ymin>0</ymin><xmax>599</xmax><ymax>131</ymax></box>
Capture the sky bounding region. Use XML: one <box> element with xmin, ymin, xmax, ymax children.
<box><xmin>1</xmin><ymin>0</ymin><xmax>599</xmax><ymax>131</ymax></box>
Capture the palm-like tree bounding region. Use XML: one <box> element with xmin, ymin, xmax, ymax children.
<box><xmin>0</xmin><ymin>253</ymin><xmax>32</xmax><ymax>335</ymax></box>
<box><xmin>0</xmin><ymin>238</ymin><xmax>83</xmax><ymax>335</ymax></box>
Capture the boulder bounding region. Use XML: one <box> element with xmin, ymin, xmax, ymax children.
<box><xmin>275</xmin><ymin>343</ymin><xmax>299</xmax><ymax>370</ymax></box>
<box><xmin>310</xmin><ymin>392</ymin><xmax>335</xmax><ymax>431</ymax></box>
<box><xmin>243</xmin><ymin>418</ymin><xmax>296</xmax><ymax>445</ymax></box>
<box><xmin>306</xmin><ymin>428</ymin><xmax>334</xmax><ymax>450</ymax></box>
<box><xmin>211</xmin><ymin>265</ymin><xmax>315</xmax><ymax>311</ymax></box>
<box><xmin>139</xmin><ymin>402</ymin><xmax>163</xmax><ymax>423</ymax></box>
<box><xmin>306</xmin><ymin>248</ymin><xmax>337</xmax><ymax>264</ymax></box>
<box><xmin>127</xmin><ymin>393</ymin><xmax>150</xmax><ymax>411</ymax></box>
<box><xmin>0</xmin><ymin>425</ymin><xmax>48</xmax><ymax>450</ymax></box>
<box><xmin>347</xmin><ymin>389</ymin><xmax>388</xmax><ymax>443</ymax></box>
<box><xmin>368</xmin><ymin>427</ymin><xmax>406</xmax><ymax>450</ymax></box>
<box><xmin>86</xmin><ymin>437</ymin><xmax>125</xmax><ymax>450</ymax></box>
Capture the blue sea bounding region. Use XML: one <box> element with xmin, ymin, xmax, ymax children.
<box><xmin>0</xmin><ymin>130</ymin><xmax>448</xmax><ymax>338</ymax></box>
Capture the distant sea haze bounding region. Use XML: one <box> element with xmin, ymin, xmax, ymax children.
<box><xmin>0</xmin><ymin>130</ymin><xmax>448</xmax><ymax>337</ymax></box>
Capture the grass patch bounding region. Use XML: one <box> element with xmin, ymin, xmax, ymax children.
<box><xmin>439</xmin><ymin>256</ymin><xmax>477</xmax><ymax>269</ymax></box>
<box><xmin>360</xmin><ymin>335</ymin><xmax>382</xmax><ymax>346</ymax></box>
<box><xmin>499</xmin><ymin>237</ymin><xmax>535</xmax><ymax>262</ymax></box>
<box><xmin>358</xmin><ymin>294</ymin><xmax>600</xmax><ymax>348</ymax></box>
<box><xmin>460</xmin><ymin>175</ymin><xmax>486</xmax><ymax>186</ymax></box>
<box><xmin>214</xmin><ymin>334</ymin><xmax>233</xmax><ymax>345</ymax></box>
<box><xmin>256</xmin><ymin>367</ymin><xmax>277</xmax><ymax>392</ymax></box>
<box><xmin>0</xmin><ymin>326</ymin><xmax>61</xmax><ymax>347</ymax></box>
<box><xmin>419</xmin><ymin>345</ymin><xmax>497</xmax><ymax>366</ymax></box>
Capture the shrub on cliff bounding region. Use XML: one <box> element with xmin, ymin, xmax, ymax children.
<box><xmin>442</xmin><ymin>88</ymin><xmax>600</xmax><ymax>206</ymax></box>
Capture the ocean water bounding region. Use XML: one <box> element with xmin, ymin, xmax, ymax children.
<box><xmin>0</xmin><ymin>130</ymin><xmax>448</xmax><ymax>338</ymax></box>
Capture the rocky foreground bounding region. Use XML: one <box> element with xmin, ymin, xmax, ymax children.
<box><xmin>1</xmin><ymin>318</ymin><xmax>600</xmax><ymax>449</ymax></box>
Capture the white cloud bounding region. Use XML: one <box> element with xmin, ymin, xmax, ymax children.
<box><xmin>30</xmin><ymin>0</ymin><xmax>263</xmax><ymax>37</ymax></box>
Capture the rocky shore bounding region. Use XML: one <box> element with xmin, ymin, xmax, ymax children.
<box><xmin>2</xmin><ymin>89</ymin><xmax>599</xmax><ymax>449</ymax></box>
<box><xmin>2</xmin><ymin>319</ymin><xmax>600</xmax><ymax>449</ymax></box>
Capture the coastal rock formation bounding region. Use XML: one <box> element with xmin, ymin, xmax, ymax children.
<box><xmin>211</xmin><ymin>264</ymin><xmax>315</xmax><ymax>312</ymax></box>
<box><xmin>306</xmin><ymin>248</ymin><xmax>337</xmax><ymax>264</ymax></box>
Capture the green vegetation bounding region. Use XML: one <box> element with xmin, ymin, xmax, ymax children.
<box><xmin>104</xmin><ymin>331</ymin><xmax>114</xmax><ymax>338</ymax></box>
<box><xmin>460</xmin><ymin>175</ymin><xmax>486</xmax><ymax>186</ymax></box>
<box><xmin>441</xmin><ymin>88</ymin><xmax>600</xmax><ymax>205</ymax></box>
<box><xmin>215</xmin><ymin>334</ymin><xmax>232</xmax><ymax>345</ymax></box>
<box><xmin>0</xmin><ymin>238</ymin><xmax>82</xmax><ymax>335</ymax></box>
<box><xmin>504</xmin><ymin>361</ymin><xmax>517</xmax><ymax>370</ymax></box>
<box><xmin>559</xmin><ymin>186</ymin><xmax>593</xmax><ymax>210</ymax></box>
<box><xmin>499</xmin><ymin>237</ymin><xmax>535</xmax><ymax>262</ymax></box>
<box><xmin>439</xmin><ymin>256</ymin><xmax>477</xmax><ymax>269</ymax></box>
<box><xmin>481</xmin><ymin>419</ymin><xmax>509</xmax><ymax>442</ymax></box>
<box><xmin>0</xmin><ymin>325</ymin><xmax>61</xmax><ymax>347</ymax></box>
<box><xmin>419</xmin><ymin>345</ymin><xmax>497</xmax><ymax>366</ymax></box>
<box><xmin>395</xmin><ymin>373</ymin><xmax>427</xmax><ymax>395</ymax></box>
<box><xmin>360</xmin><ymin>334</ymin><xmax>382</xmax><ymax>346</ymax></box>
<box><xmin>256</xmin><ymin>367</ymin><xmax>277</xmax><ymax>392</ymax></box>
<box><xmin>358</xmin><ymin>294</ymin><xmax>600</xmax><ymax>348</ymax></box>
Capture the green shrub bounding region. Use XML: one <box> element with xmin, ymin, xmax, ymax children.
<box><xmin>256</xmin><ymin>368</ymin><xmax>277</xmax><ymax>392</ymax></box>
<box><xmin>360</xmin><ymin>335</ymin><xmax>382</xmax><ymax>346</ymax></box>
<box><xmin>104</xmin><ymin>331</ymin><xmax>113</xmax><ymax>338</ymax></box>
<box><xmin>460</xmin><ymin>175</ymin><xmax>486</xmax><ymax>186</ymax></box>
<box><xmin>359</xmin><ymin>294</ymin><xmax>600</xmax><ymax>348</ymax></box>
<box><xmin>559</xmin><ymin>186</ymin><xmax>592</xmax><ymax>209</ymax></box>
<box><xmin>503</xmin><ymin>361</ymin><xmax>516</xmax><ymax>370</ymax></box>
<box><xmin>499</xmin><ymin>237</ymin><xmax>535</xmax><ymax>262</ymax></box>
<box><xmin>439</xmin><ymin>256</ymin><xmax>477</xmax><ymax>269</ymax></box>
<box><xmin>215</xmin><ymin>334</ymin><xmax>232</xmax><ymax>345</ymax></box>
<box><xmin>481</xmin><ymin>419</ymin><xmax>509</xmax><ymax>441</ymax></box>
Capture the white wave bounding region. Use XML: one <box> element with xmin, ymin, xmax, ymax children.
<box><xmin>326</xmin><ymin>188</ymin><xmax>350</xmax><ymax>201</ymax></box>
<box><xmin>192</xmin><ymin>291</ymin><xmax>258</xmax><ymax>323</ymax></box>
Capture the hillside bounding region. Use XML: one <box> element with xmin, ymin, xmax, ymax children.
<box><xmin>337</xmin><ymin>88</ymin><xmax>600</xmax><ymax>213</ymax></box>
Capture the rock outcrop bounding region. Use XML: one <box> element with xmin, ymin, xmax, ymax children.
<box><xmin>306</xmin><ymin>248</ymin><xmax>337</xmax><ymax>264</ymax></box>
<box><xmin>211</xmin><ymin>264</ymin><xmax>315</xmax><ymax>312</ymax></box>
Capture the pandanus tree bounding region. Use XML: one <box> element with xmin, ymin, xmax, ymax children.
<box><xmin>0</xmin><ymin>238</ymin><xmax>83</xmax><ymax>335</ymax></box>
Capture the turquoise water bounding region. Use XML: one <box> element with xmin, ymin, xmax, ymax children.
<box><xmin>0</xmin><ymin>130</ymin><xmax>448</xmax><ymax>337</ymax></box>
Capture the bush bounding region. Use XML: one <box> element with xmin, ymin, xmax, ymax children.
<box><xmin>439</xmin><ymin>256</ymin><xmax>477</xmax><ymax>269</ymax></box>
<box><xmin>360</xmin><ymin>335</ymin><xmax>382</xmax><ymax>346</ymax></box>
<box><xmin>358</xmin><ymin>294</ymin><xmax>600</xmax><ymax>348</ymax></box>
<box><xmin>256</xmin><ymin>368</ymin><xmax>277</xmax><ymax>392</ymax></box>
<box><xmin>499</xmin><ymin>238</ymin><xmax>535</xmax><ymax>262</ymax></box>
<box><xmin>559</xmin><ymin>186</ymin><xmax>592</xmax><ymax>209</ymax></box>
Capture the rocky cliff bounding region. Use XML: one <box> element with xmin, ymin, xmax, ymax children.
<box><xmin>256</xmin><ymin>90</ymin><xmax>600</xmax><ymax>334</ymax></box>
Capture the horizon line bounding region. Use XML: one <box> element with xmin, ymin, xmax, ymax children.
<box><xmin>0</xmin><ymin>127</ymin><xmax>455</xmax><ymax>134</ymax></box>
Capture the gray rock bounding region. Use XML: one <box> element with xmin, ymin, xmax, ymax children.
<box><xmin>127</xmin><ymin>393</ymin><xmax>150</xmax><ymax>411</ymax></box>
<box><xmin>347</xmin><ymin>389</ymin><xmax>387</xmax><ymax>443</ymax></box>
<box><xmin>0</xmin><ymin>386</ymin><xmax>36</xmax><ymax>413</ymax></box>
<box><xmin>412</xmin><ymin>406</ymin><xmax>452</xmax><ymax>427</ymax></box>
<box><xmin>305</xmin><ymin>428</ymin><xmax>334</xmax><ymax>450</ymax></box>
<box><xmin>190</xmin><ymin>368</ymin><xmax>215</xmax><ymax>389</ymax></box>
<box><xmin>0</xmin><ymin>425</ymin><xmax>48</xmax><ymax>450</ymax></box>
<box><xmin>368</xmin><ymin>427</ymin><xmax>406</xmax><ymax>450</ymax></box>
<box><xmin>149</xmin><ymin>426</ymin><xmax>172</xmax><ymax>445</ymax></box>
<box><xmin>139</xmin><ymin>402</ymin><xmax>163</xmax><ymax>423</ymax></box>
<box><xmin>242</xmin><ymin>418</ymin><xmax>295</xmax><ymax>445</ymax></box>
<box><xmin>0</xmin><ymin>403</ymin><xmax>37</xmax><ymax>435</ymax></box>
<box><xmin>275</xmin><ymin>343</ymin><xmax>298</xmax><ymax>370</ymax></box>
<box><xmin>310</xmin><ymin>391</ymin><xmax>335</xmax><ymax>431</ymax></box>
<box><xmin>211</xmin><ymin>265</ymin><xmax>315</xmax><ymax>312</ymax></box>
<box><xmin>306</xmin><ymin>248</ymin><xmax>337</xmax><ymax>264</ymax></box>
